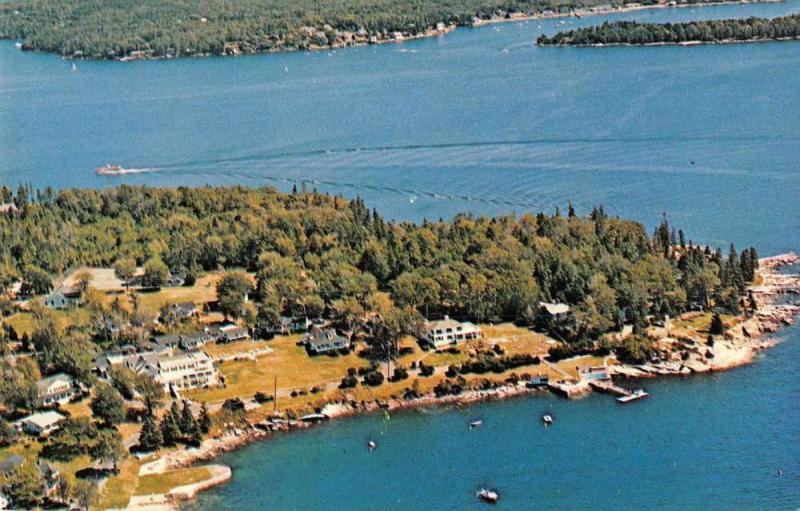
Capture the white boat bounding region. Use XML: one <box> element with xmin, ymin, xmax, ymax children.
<box><xmin>72</xmin><ymin>63</ymin><xmax>77</xmax><ymax>72</ymax></box>
<box><xmin>367</xmin><ymin>440</ymin><xmax>377</xmax><ymax>452</ymax></box>
<box><xmin>14</xmin><ymin>42</ymin><xmax>22</xmax><ymax>49</ymax></box>
<box><xmin>477</xmin><ymin>488</ymin><xmax>499</xmax><ymax>503</ymax></box>
<box><xmin>95</xmin><ymin>164</ymin><xmax>126</xmax><ymax>175</ymax></box>
<box><xmin>469</xmin><ymin>420</ymin><xmax>483</xmax><ymax>429</ymax></box>
<box><xmin>542</xmin><ymin>414</ymin><xmax>554</xmax><ymax>425</ymax></box>
<box><xmin>617</xmin><ymin>389</ymin><xmax>649</xmax><ymax>404</ymax></box>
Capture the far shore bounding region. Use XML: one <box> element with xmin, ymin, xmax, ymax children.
<box><xmin>5</xmin><ymin>0</ymin><xmax>785</xmax><ymax>62</ymax></box>
<box><xmin>129</xmin><ymin>252</ymin><xmax>800</xmax><ymax>510</ymax></box>
<box><xmin>541</xmin><ymin>35</ymin><xmax>800</xmax><ymax>47</ymax></box>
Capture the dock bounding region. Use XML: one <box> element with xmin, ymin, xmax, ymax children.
<box><xmin>589</xmin><ymin>380</ymin><xmax>649</xmax><ymax>403</ymax></box>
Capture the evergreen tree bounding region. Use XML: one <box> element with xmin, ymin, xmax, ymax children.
<box><xmin>179</xmin><ymin>401</ymin><xmax>196</xmax><ymax>435</ymax></box>
<box><xmin>160</xmin><ymin>412</ymin><xmax>181</xmax><ymax>446</ymax></box>
<box><xmin>138</xmin><ymin>416</ymin><xmax>162</xmax><ymax>451</ymax></box>
<box><xmin>199</xmin><ymin>403</ymin><xmax>212</xmax><ymax>434</ymax></box>
<box><xmin>709</xmin><ymin>313</ymin><xmax>725</xmax><ymax>335</ymax></box>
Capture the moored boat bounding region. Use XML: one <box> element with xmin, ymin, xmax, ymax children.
<box><xmin>477</xmin><ymin>488</ymin><xmax>499</xmax><ymax>503</ymax></box>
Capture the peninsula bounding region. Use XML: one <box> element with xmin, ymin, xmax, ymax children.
<box><xmin>0</xmin><ymin>185</ymin><xmax>797</xmax><ymax>509</ymax></box>
<box><xmin>537</xmin><ymin>13</ymin><xmax>800</xmax><ymax>45</ymax></box>
<box><xmin>0</xmin><ymin>0</ymin><xmax>783</xmax><ymax>60</ymax></box>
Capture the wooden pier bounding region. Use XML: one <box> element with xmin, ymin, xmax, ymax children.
<box><xmin>590</xmin><ymin>380</ymin><xmax>649</xmax><ymax>403</ymax></box>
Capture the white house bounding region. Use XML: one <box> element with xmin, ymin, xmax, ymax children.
<box><xmin>15</xmin><ymin>411</ymin><xmax>66</xmax><ymax>436</ymax></box>
<box><xmin>125</xmin><ymin>350</ymin><xmax>217</xmax><ymax>392</ymax></box>
<box><xmin>43</xmin><ymin>287</ymin><xmax>81</xmax><ymax>309</ymax></box>
<box><xmin>538</xmin><ymin>302</ymin><xmax>572</xmax><ymax>323</ymax></box>
<box><xmin>36</xmin><ymin>373</ymin><xmax>78</xmax><ymax>406</ymax></box>
<box><xmin>423</xmin><ymin>316</ymin><xmax>482</xmax><ymax>348</ymax></box>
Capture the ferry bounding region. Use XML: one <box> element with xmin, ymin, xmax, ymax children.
<box><xmin>477</xmin><ymin>488</ymin><xmax>499</xmax><ymax>504</ymax></box>
<box><xmin>95</xmin><ymin>164</ymin><xmax>126</xmax><ymax>175</ymax></box>
<box><xmin>616</xmin><ymin>389</ymin><xmax>649</xmax><ymax>404</ymax></box>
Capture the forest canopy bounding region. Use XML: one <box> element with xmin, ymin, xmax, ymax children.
<box><xmin>0</xmin><ymin>0</ymin><xmax>741</xmax><ymax>59</ymax></box>
<box><xmin>0</xmin><ymin>185</ymin><xmax>756</xmax><ymax>345</ymax></box>
<box><xmin>537</xmin><ymin>14</ymin><xmax>800</xmax><ymax>45</ymax></box>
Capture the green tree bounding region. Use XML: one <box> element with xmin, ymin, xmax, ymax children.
<box><xmin>216</xmin><ymin>271</ymin><xmax>253</xmax><ymax>320</ymax></box>
<box><xmin>709</xmin><ymin>313</ymin><xmax>725</xmax><ymax>335</ymax></box>
<box><xmin>73</xmin><ymin>479</ymin><xmax>99</xmax><ymax>510</ymax></box>
<box><xmin>138</xmin><ymin>416</ymin><xmax>163</xmax><ymax>451</ymax></box>
<box><xmin>160</xmin><ymin>410</ymin><xmax>181</xmax><ymax>446</ymax></box>
<box><xmin>89</xmin><ymin>427</ymin><xmax>126</xmax><ymax>473</ymax></box>
<box><xmin>91</xmin><ymin>382</ymin><xmax>125</xmax><ymax>427</ymax></box>
<box><xmin>199</xmin><ymin>403</ymin><xmax>212</xmax><ymax>434</ymax></box>
<box><xmin>179</xmin><ymin>401</ymin><xmax>196</xmax><ymax>435</ymax></box>
<box><xmin>114</xmin><ymin>257</ymin><xmax>137</xmax><ymax>288</ymax></box>
<box><xmin>3</xmin><ymin>459</ymin><xmax>44</xmax><ymax>508</ymax></box>
<box><xmin>142</xmin><ymin>257</ymin><xmax>169</xmax><ymax>289</ymax></box>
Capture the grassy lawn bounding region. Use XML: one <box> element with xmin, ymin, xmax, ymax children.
<box><xmin>98</xmin><ymin>457</ymin><xmax>141</xmax><ymax>509</ymax></box>
<box><xmin>4</xmin><ymin>309</ymin><xmax>92</xmax><ymax>338</ymax></box>
<box><xmin>131</xmin><ymin>274</ymin><xmax>224</xmax><ymax>314</ymax></box>
<box><xmin>134</xmin><ymin>466</ymin><xmax>212</xmax><ymax>495</ymax></box>
<box><xmin>60</xmin><ymin>399</ymin><xmax>93</xmax><ymax>419</ymax></box>
<box><xmin>203</xmin><ymin>339</ymin><xmax>272</xmax><ymax>358</ymax></box>
<box><xmin>671</xmin><ymin>312</ymin><xmax>737</xmax><ymax>337</ymax></box>
<box><xmin>186</xmin><ymin>334</ymin><xmax>370</xmax><ymax>404</ymax></box>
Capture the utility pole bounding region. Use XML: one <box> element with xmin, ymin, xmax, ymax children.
<box><xmin>273</xmin><ymin>375</ymin><xmax>278</xmax><ymax>413</ymax></box>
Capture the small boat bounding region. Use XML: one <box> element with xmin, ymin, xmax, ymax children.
<box><xmin>71</xmin><ymin>63</ymin><xmax>77</xmax><ymax>72</ymax></box>
<box><xmin>477</xmin><ymin>488</ymin><xmax>499</xmax><ymax>504</ymax></box>
<box><xmin>14</xmin><ymin>42</ymin><xmax>22</xmax><ymax>49</ymax></box>
<box><xmin>469</xmin><ymin>420</ymin><xmax>483</xmax><ymax>429</ymax></box>
<box><xmin>300</xmin><ymin>413</ymin><xmax>328</xmax><ymax>423</ymax></box>
<box><xmin>409</xmin><ymin>196</ymin><xmax>417</xmax><ymax>204</ymax></box>
<box><xmin>367</xmin><ymin>440</ymin><xmax>376</xmax><ymax>452</ymax></box>
<box><xmin>617</xmin><ymin>389</ymin><xmax>649</xmax><ymax>404</ymax></box>
<box><xmin>95</xmin><ymin>164</ymin><xmax>126</xmax><ymax>175</ymax></box>
<box><xmin>542</xmin><ymin>414</ymin><xmax>554</xmax><ymax>425</ymax></box>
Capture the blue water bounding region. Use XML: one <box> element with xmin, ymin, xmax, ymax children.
<box><xmin>2</xmin><ymin>1</ymin><xmax>799</xmax><ymax>254</ymax></box>
<box><xmin>2</xmin><ymin>1</ymin><xmax>800</xmax><ymax>508</ymax></box>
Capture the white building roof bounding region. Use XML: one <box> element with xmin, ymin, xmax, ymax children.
<box><xmin>21</xmin><ymin>411</ymin><xmax>65</xmax><ymax>429</ymax></box>
<box><xmin>539</xmin><ymin>302</ymin><xmax>570</xmax><ymax>315</ymax></box>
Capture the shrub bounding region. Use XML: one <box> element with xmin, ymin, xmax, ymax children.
<box><xmin>362</xmin><ymin>370</ymin><xmax>384</xmax><ymax>387</ymax></box>
<box><xmin>339</xmin><ymin>375</ymin><xmax>358</xmax><ymax>389</ymax></box>
<box><xmin>391</xmin><ymin>366</ymin><xmax>409</xmax><ymax>382</ymax></box>
<box><xmin>253</xmin><ymin>392</ymin><xmax>273</xmax><ymax>403</ymax></box>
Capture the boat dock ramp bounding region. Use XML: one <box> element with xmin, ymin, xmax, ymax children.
<box><xmin>589</xmin><ymin>380</ymin><xmax>649</xmax><ymax>404</ymax></box>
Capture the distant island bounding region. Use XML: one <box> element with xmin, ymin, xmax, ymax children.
<box><xmin>537</xmin><ymin>13</ymin><xmax>800</xmax><ymax>45</ymax></box>
<box><xmin>0</xmin><ymin>0</ymin><xmax>782</xmax><ymax>60</ymax></box>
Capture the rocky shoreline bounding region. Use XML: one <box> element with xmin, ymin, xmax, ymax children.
<box><xmin>134</xmin><ymin>252</ymin><xmax>800</xmax><ymax>510</ymax></box>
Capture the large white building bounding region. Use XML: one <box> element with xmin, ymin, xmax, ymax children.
<box><xmin>423</xmin><ymin>316</ymin><xmax>482</xmax><ymax>348</ymax></box>
<box><xmin>125</xmin><ymin>350</ymin><xmax>217</xmax><ymax>392</ymax></box>
<box><xmin>36</xmin><ymin>373</ymin><xmax>78</xmax><ymax>406</ymax></box>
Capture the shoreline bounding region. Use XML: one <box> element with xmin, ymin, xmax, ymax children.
<box><xmin>134</xmin><ymin>252</ymin><xmax>800</xmax><ymax>510</ymax></box>
<box><xmin>540</xmin><ymin>35</ymin><xmax>800</xmax><ymax>48</ymax></box>
<box><xmin>4</xmin><ymin>0</ymin><xmax>784</xmax><ymax>62</ymax></box>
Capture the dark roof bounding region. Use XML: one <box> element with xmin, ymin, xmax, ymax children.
<box><xmin>152</xmin><ymin>334</ymin><xmax>182</xmax><ymax>347</ymax></box>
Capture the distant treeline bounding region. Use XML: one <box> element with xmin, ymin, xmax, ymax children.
<box><xmin>537</xmin><ymin>14</ymin><xmax>800</xmax><ymax>45</ymax></box>
<box><xmin>0</xmin><ymin>0</ymin><xmax>752</xmax><ymax>59</ymax></box>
